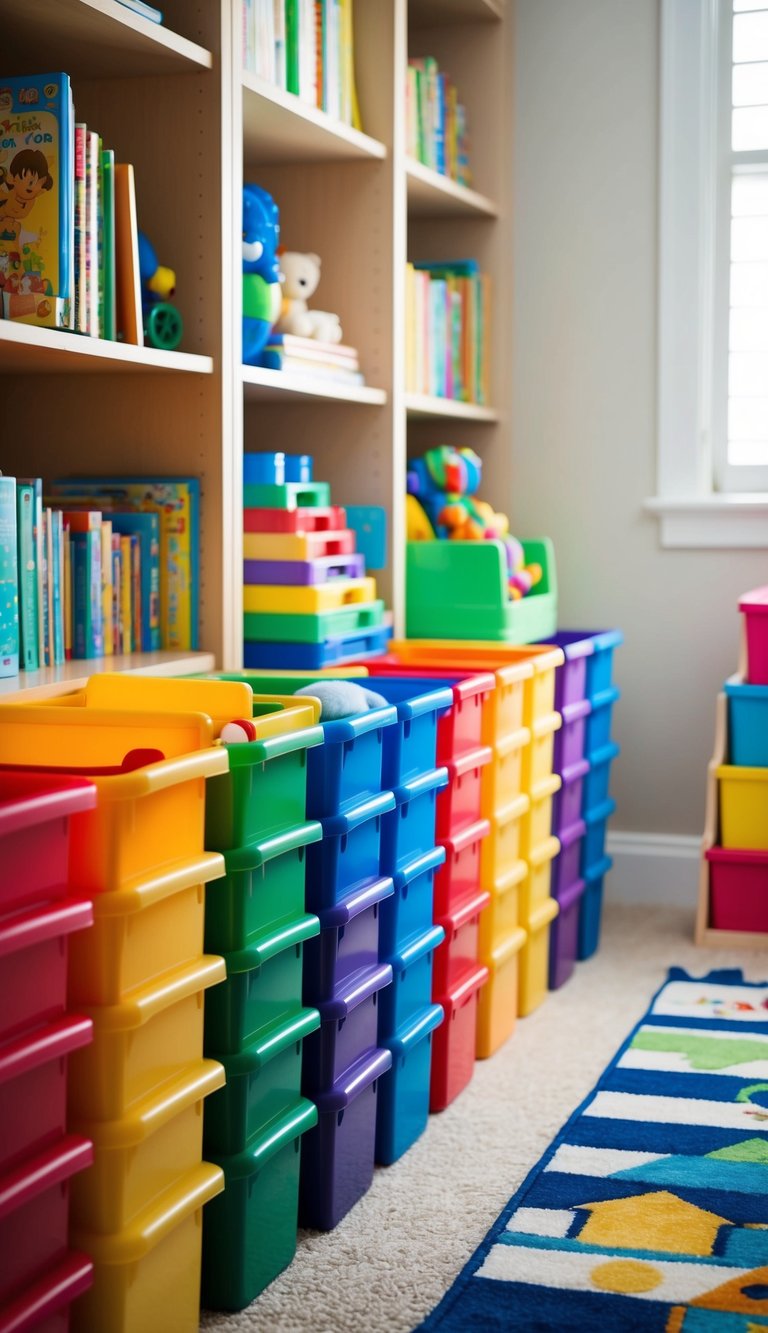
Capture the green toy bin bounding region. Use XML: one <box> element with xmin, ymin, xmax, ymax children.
<box><xmin>204</xmin><ymin>821</ymin><xmax>322</xmax><ymax>954</ymax></box>
<box><xmin>205</xmin><ymin>725</ymin><xmax>323</xmax><ymax>851</ymax></box>
<box><xmin>243</xmin><ymin>480</ymin><xmax>330</xmax><ymax>509</ymax></box>
<box><xmin>201</xmin><ymin>1097</ymin><xmax>317</xmax><ymax>1311</ymax></box>
<box><xmin>243</xmin><ymin>601</ymin><xmax>385</xmax><ymax>644</ymax></box>
<box><xmin>204</xmin><ymin>914</ymin><xmax>320</xmax><ymax>1055</ymax></box>
<box><xmin>406</xmin><ymin>538</ymin><xmax>557</xmax><ymax>644</ymax></box>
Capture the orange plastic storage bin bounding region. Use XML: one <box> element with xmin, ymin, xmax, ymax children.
<box><xmin>476</xmin><ymin>926</ymin><xmax>527</xmax><ymax>1059</ymax></box>
<box><xmin>520</xmin><ymin>836</ymin><xmax>560</xmax><ymax>922</ymax></box>
<box><xmin>519</xmin><ymin>897</ymin><xmax>559</xmax><ymax>1017</ymax></box>
<box><xmin>481</xmin><ymin>793</ymin><xmax>529</xmax><ymax>889</ymax></box>
<box><xmin>479</xmin><ymin>859</ymin><xmax>527</xmax><ymax>953</ymax></box>
<box><xmin>521</xmin><ymin>773</ymin><xmax>562</xmax><ymax>857</ymax></box>
<box><xmin>481</xmin><ymin>728</ymin><xmax>529</xmax><ymax>821</ymax></box>
<box><xmin>523</xmin><ymin>712</ymin><xmax>562</xmax><ymax>789</ymax></box>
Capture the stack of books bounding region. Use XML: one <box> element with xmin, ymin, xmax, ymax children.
<box><xmin>242</xmin><ymin>0</ymin><xmax>361</xmax><ymax>127</ymax></box>
<box><xmin>406</xmin><ymin>56</ymin><xmax>471</xmax><ymax>186</ymax></box>
<box><xmin>263</xmin><ymin>332</ymin><xmax>364</xmax><ymax>385</ymax></box>
<box><xmin>405</xmin><ymin>259</ymin><xmax>490</xmax><ymax>404</ymax></box>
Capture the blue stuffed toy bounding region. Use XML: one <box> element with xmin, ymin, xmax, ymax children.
<box><xmin>294</xmin><ymin>681</ymin><xmax>388</xmax><ymax>720</ymax></box>
<box><xmin>242</xmin><ymin>183</ymin><xmax>282</xmax><ymax>368</ymax></box>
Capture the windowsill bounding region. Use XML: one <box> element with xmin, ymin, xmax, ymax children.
<box><xmin>645</xmin><ymin>494</ymin><xmax>768</xmax><ymax>549</ymax></box>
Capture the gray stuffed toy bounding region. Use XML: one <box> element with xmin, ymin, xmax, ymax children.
<box><xmin>294</xmin><ymin>680</ymin><xmax>388</xmax><ymax>720</ymax></box>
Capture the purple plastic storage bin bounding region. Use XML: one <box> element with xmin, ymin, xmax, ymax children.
<box><xmin>379</xmin><ymin>844</ymin><xmax>446</xmax><ymax>958</ymax></box>
<box><xmin>306</xmin><ymin>791</ymin><xmax>396</xmax><ymax>913</ymax></box>
<box><xmin>299</xmin><ymin>1046</ymin><xmax>392</xmax><ymax>1230</ymax></box>
<box><xmin>549</xmin><ymin>875</ymin><xmax>585</xmax><ymax>990</ymax></box>
<box><xmin>538</xmin><ymin>631</ymin><xmax>595</xmax><ymax>709</ymax></box>
<box><xmin>553</xmin><ymin>698</ymin><xmax>590</xmax><ymax>775</ymax></box>
<box><xmin>378</xmin><ymin>924</ymin><xmax>445</xmax><ymax>1037</ymax></box>
<box><xmin>552</xmin><ymin>758</ymin><xmax>589</xmax><ymax>834</ymax></box>
<box><xmin>302</xmin><ymin>961</ymin><xmax>392</xmax><ymax>1096</ymax></box>
<box><xmin>243</xmin><ymin>554</ymin><xmax>366</xmax><ymax>586</ymax></box>
<box><xmin>582</xmin><ymin>742</ymin><xmax>620</xmax><ymax>810</ymax></box>
<box><xmin>303</xmin><ymin>877</ymin><xmax>393</xmax><ymax>1003</ymax></box>
<box><xmin>550</xmin><ymin>818</ymin><xmax>586</xmax><ymax>899</ymax></box>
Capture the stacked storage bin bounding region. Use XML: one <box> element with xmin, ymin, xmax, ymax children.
<box><xmin>0</xmin><ymin>702</ymin><xmax>230</xmax><ymax>1333</ymax></box>
<box><xmin>242</xmin><ymin>451</ymin><xmax>391</xmax><ymax>668</ymax></box>
<box><xmin>0</xmin><ymin>772</ymin><xmax>97</xmax><ymax>1333</ymax></box>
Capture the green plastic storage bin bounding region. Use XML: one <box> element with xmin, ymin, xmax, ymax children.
<box><xmin>204</xmin><ymin>914</ymin><xmax>320</xmax><ymax>1055</ymax></box>
<box><xmin>406</xmin><ymin>538</ymin><xmax>557</xmax><ymax>643</ymax></box>
<box><xmin>205</xmin><ymin>726</ymin><xmax>323</xmax><ymax>851</ymax></box>
<box><xmin>243</xmin><ymin>601</ymin><xmax>385</xmax><ymax>644</ymax></box>
<box><xmin>204</xmin><ymin>821</ymin><xmax>322</xmax><ymax>954</ymax></box>
<box><xmin>201</xmin><ymin>1098</ymin><xmax>317</xmax><ymax>1311</ymax></box>
<box><xmin>243</xmin><ymin>481</ymin><xmax>331</xmax><ymax>509</ymax></box>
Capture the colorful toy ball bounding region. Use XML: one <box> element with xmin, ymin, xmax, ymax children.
<box><xmin>220</xmin><ymin>718</ymin><xmax>257</xmax><ymax>743</ymax></box>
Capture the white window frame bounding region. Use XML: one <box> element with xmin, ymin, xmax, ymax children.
<box><xmin>647</xmin><ymin>0</ymin><xmax>768</xmax><ymax>547</ymax></box>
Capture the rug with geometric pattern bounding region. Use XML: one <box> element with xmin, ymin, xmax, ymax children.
<box><xmin>420</xmin><ymin>969</ymin><xmax>768</xmax><ymax>1331</ymax></box>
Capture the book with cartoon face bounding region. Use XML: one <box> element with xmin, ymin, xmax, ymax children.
<box><xmin>0</xmin><ymin>73</ymin><xmax>73</xmax><ymax>326</ymax></box>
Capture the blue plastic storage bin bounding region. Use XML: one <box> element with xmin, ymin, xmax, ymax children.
<box><xmin>381</xmin><ymin>767</ymin><xmax>449</xmax><ymax>875</ymax></box>
<box><xmin>244</xmin><ymin>626</ymin><xmax>392</xmax><ymax>669</ymax></box>
<box><xmin>302</xmin><ymin>961</ymin><xmax>392</xmax><ymax>1095</ymax></box>
<box><xmin>306</xmin><ymin>706</ymin><xmax>397</xmax><ymax>818</ymax></box>
<box><xmin>348</xmin><ymin>676</ymin><xmax>453</xmax><ymax>788</ymax></box>
<box><xmin>307</xmin><ymin>790</ymin><xmax>395</xmax><ymax>912</ymax></box>
<box><xmin>585</xmin><ymin>685</ymin><xmax>620</xmax><ymax>753</ymax></box>
<box><xmin>244</xmin><ymin>451</ymin><xmax>285</xmax><ymax>485</ymax></box>
<box><xmin>375</xmin><ymin>1003</ymin><xmax>444</xmax><ymax>1166</ymax></box>
<box><xmin>379</xmin><ymin>924</ymin><xmax>445</xmax><ymax>1037</ymax></box>
<box><xmin>726</xmin><ymin>677</ymin><xmax>768</xmax><ymax>766</ymax></box>
<box><xmin>303</xmin><ymin>876</ymin><xmax>393</xmax><ymax>1002</ymax></box>
<box><xmin>585</xmin><ymin>630</ymin><xmax>623</xmax><ymax>698</ymax></box>
<box><xmin>299</xmin><ymin>1046</ymin><xmax>392</xmax><ymax>1230</ymax></box>
<box><xmin>379</xmin><ymin>844</ymin><xmax>446</xmax><ymax>957</ymax></box>
<box><xmin>578</xmin><ymin>854</ymin><xmax>612</xmax><ymax>960</ymax></box>
<box><xmin>284</xmin><ymin>454</ymin><xmax>313</xmax><ymax>482</ymax></box>
<box><xmin>581</xmin><ymin>797</ymin><xmax>616</xmax><ymax>871</ymax></box>
<box><xmin>582</xmin><ymin>741</ymin><xmax>620</xmax><ymax>810</ymax></box>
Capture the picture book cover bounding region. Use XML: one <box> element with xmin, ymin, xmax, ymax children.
<box><xmin>0</xmin><ymin>74</ymin><xmax>74</xmax><ymax>326</ymax></box>
<box><xmin>16</xmin><ymin>481</ymin><xmax>39</xmax><ymax>671</ymax></box>
<box><xmin>0</xmin><ymin>476</ymin><xmax>19</xmax><ymax>678</ymax></box>
<box><xmin>109</xmin><ymin>510</ymin><xmax>161</xmax><ymax>651</ymax></box>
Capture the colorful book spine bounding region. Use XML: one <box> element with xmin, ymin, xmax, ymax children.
<box><xmin>51</xmin><ymin>509</ymin><xmax>64</xmax><ymax>666</ymax></box>
<box><xmin>0</xmin><ymin>477</ymin><xmax>19</xmax><ymax>679</ymax></box>
<box><xmin>71</xmin><ymin>529</ymin><xmax>103</xmax><ymax>659</ymax></box>
<box><xmin>111</xmin><ymin>536</ymin><xmax>122</xmax><ymax>655</ymax></box>
<box><xmin>101</xmin><ymin>149</ymin><xmax>117</xmax><ymax>341</ymax></box>
<box><xmin>109</xmin><ymin>511</ymin><xmax>160</xmax><ymax>651</ymax></box>
<box><xmin>74</xmin><ymin>124</ymin><xmax>87</xmax><ymax>334</ymax></box>
<box><xmin>86</xmin><ymin>130</ymin><xmax>99</xmax><ymax>337</ymax></box>
<box><xmin>119</xmin><ymin>535</ymin><xmax>132</xmax><ymax>651</ymax></box>
<box><xmin>16</xmin><ymin>482</ymin><xmax>39</xmax><ymax>671</ymax></box>
<box><xmin>63</xmin><ymin>524</ymin><xmax>72</xmax><ymax>660</ymax></box>
<box><xmin>41</xmin><ymin>509</ymin><xmax>51</xmax><ymax>667</ymax></box>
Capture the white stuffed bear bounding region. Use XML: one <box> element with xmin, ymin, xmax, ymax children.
<box><xmin>276</xmin><ymin>250</ymin><xmax>343</xmax><ymax>343</ymax></box>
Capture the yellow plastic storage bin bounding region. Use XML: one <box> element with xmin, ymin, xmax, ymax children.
<box><xmin>385</xmin><ymin>640</ymin><xmax>533</xmax><ymax>746</ymax></box>
<box><xmin>70</xmin><ymin>1059</ymin><xmax>224</xmax><ymax>1235</ymax></box>
<box><xmin>386</xmin><ymin>642</ymin><xmax>563</xmax><ymax>733</ymax></box>
<box><xmin>481</xmin><ymin>793</ymin><xmax>529</xmax><ymax>890</ymax></box>
<box><xmin>479</xmin><ymin>864</ymin><xmax>527</xmax><ymax>955</ymax></box>
<box><xmin>717</xmin><ymin>764</ymin><xmax>768</xmax><ymax>850</ymax></box>
<box><xmin>521</xmin><ymin>773</ymin><xmax>562</xmax><ymax>856</ymax></box>
<box><xmin>523</xmin><ymin>712</ymin><xmax>562</xmax><ymax>789</ymax></box>
<box><xmin>519</xmin><ymin>896</ymin><xmax>559</xmax><ymax>1018</ymax></box>
<box><xmin>520</xmin><ymin>835</ymin><xmax>560</xmax><ymax>922</ymax></box>
<box><xmin>69</xmin><ymin>955</ymin><xmax>226</xmax><ymax>1123</ymax></box>
<box><xmin>81</xmin><ymin>672</ymin><xmax>321</xmax><ymax>734</ymax></box>
<box><xmin>481</xmin><ymin>727</ymin><xmax>529</xmax><ymax>820</ymax></box>
<box><xmin>243</xmin><ymin>578</ymin><xmax>377</xmax><ymax>614</ymax></box>
<box><xmin>71</xmin><ymin>1160</ymin><xmax>223</xmax><ymax>1333</ymax></box>
<box><xmin>476</xmin><ymin>926</ymin><xmax>527</xmax><ymax>1059</ymax></box>
<box><xmin>68</xmin><ymin>853</ymin><xmax>225</xmax><ymax>1007</ymax></box>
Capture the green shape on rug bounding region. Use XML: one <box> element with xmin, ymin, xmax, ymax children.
<box><xmin>632</xmin><ymin>1030</ymin><xmax>768</xmax><ymax>1071</ymax></box>
<box><xmin>707</xmin><ymin>1139</ymin><xmax>768</xmax><ymax>1164</ymax></box>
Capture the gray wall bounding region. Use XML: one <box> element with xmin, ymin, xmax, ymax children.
<box><xmin>510</xmin><ymin>0</ymin><xmax>767</xmax><ymax>836</ymax></box>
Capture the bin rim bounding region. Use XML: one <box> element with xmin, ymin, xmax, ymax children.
<box><xmin>0</xmin><ymin>1013</ymin><xmax>92</xmax><ymax>1088</ymax></box>
<box><xmin>392</xmin><ymin>843</ymin><xmax>446</xmax><ymax>889</ymax></box>
<box><xmin>223</xmin><ymin>821</ymin><xmax>322</xmax><ymax>873</ymax></box>
<box><xmin>435</xmin><ymin>887</ymin><xmax>491</xmax><ymax>935</ymax></box>
<box><xmin>583</xmin><ymin>797</ymin><xmax>617</xmax><ymax>826</ymax></box>
<box><xmin>316</xmin><ymin>961</ymin><xmax>393</xmax><ymax>1021</ymax></box>
<box><xmin>215</xmin><ymin>1008</ymin><xmax>321</xmax><ymax>1076</ymax></box>
<box><xmin>584</xmin><ymin>854</ymin><xmax>613</xmax><ymax>884</ymax></box>
<box><xmin>484</xmin><ymin>925</ymin><xmax>527</xmax><ymax>970</ymax></box>
<box><xmin>528</xmin><ymin>895</ymin><xmax>560</xmax><ymax>931</ymax></box>
<box><xmin>436</xmin><ymin>962</ymin><xmax>489</xmax><ymax>1014</ymax></box>
<box><xmin>318</xmin><ymin>704</ymin><xmax>398</xmax><ymax>744</ymax></box>
<box><xmin>206</xmin><ymin>1098</ymin><xmax>318</xmax><ymax>1180</ymax></box>
<box><xmin>0</xmin><ymin>770</ymin><xmax>96</xmax><ymax>836</ymax></box>
<box><xmin>0</xmin><ymin>1134</ymin><xmax>93</xmax><ymax>1221</ymax></box>
<box><xmin>0</xmin><ymin>895</ymin><xmax>93</xmax><ymax>959</ymax></box>
<box><xmin>221</xmin><ymin>724</ymin><xmax>324</xmax><ymax>767</ymax></box>
<box><xmin>72</xmin><ymin>1161</ymin><xmax>223</xmax><ymax>1264</ymax></box>
<box><xmin>315</xmin><ymin>875</ymin><xmax>394</xmax><ymax>929</ymax></box>
<box><xmin>320</xmin><ymin>789</ymin><xmax>396</xmax><ymax>836</ymax></box>
<box><xmin>555</xmin><ymin>876</ymin><xmax>586</xmax><ymax>913</ymax></box>
<box><xmin>392</xmin><ymin>766</ymin><xmax>449</xmax><ymax>805</ymax></box>
<box><xmin>91</xmin><ymin>851</ymin><xmax>225</xmax><ymax>917</ymax></box>
<box><xmin>69</xmin><ymin>1059</ymin><xmax>225</xmax><ymax>1149</ymax></box>
<box><xmin>386</xmin><ymin>923</ymin><xmax>445</xmax><ymax>973</ymax></box>
<box><xmin>312</xmin><ymin>1046</ymin><xmax>393</xmax><ymax>1113</ymax></box>
<box><xmin>223</xmin><ymin>913</ymin><xmax>320</xmax><ymax>975</ymax></box>
<box><xmin>383</xmin><ymin>1002</ymin><xmax>444</xmax><ymax>1057</ymax></box>
<box><xmin>79</xmin><ymin>954</ymin><xmax>226</xmax><ymax>1028</ymax></box>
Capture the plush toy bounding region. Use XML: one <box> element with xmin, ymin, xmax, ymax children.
<box><xmin>137</xmin><ymin>232</ymin><xmax>183</xmax><ymax>350</ymax></box>
<box><xmin>242</xmin><ymin>183</ymin><xmax>282</xmax><ymax>366</ymax></box>
<box><xmin>275</xmin><ymin>251</ymin><xmax>343</xmax><ymax>344</ymax></box>
<box><xmin>294</xmin><ymin>681</ymin><xmax>387</xmax><ymax>720</ymax></box>
<box><xmin>406</xmin><ymin>493</ymin><xmax>436</xmax><ymax>542</ymax></box>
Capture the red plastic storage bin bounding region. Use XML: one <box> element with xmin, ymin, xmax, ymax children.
<box><xmin>740</xmin><ymin>587</ymin><xmax>768</xmax><ymax>685</ymax></box>
<box><xmin>707</xmin><ymin>846</ymin><xmax>768</xmax><ymax>931</ymax></box>
<box><xmin>434</xmin><ymin>818</ymin><xmax>491</xmax><ymax>919</ymax></box>
<box><xmin>435</xmin><ymin>747</ymin><xmax>492</xmax><ymax>840</ymax></box>
<box><xmin>432</xmin><ymin>889</ymin><xmax>491</xmax><ymax>996</ymax></box>
<box><xmin>0</xmin><ymin>1014</ymin><xmax>92</xmax><ymax>1177</ymax></box>
<box><xmin>0</xmin><ymin>896</ymin><xmax>93</xmax><ymax>1046</ymax></box>
<box><xmin>0</xmin><ymin>1248</ymin><xmax>93</xmax><ymax>1333</ymax></box>
<box><xmin>366</xmin><ymin>665</ymin><xmax>495</xmax><ymax>765</ymax></box>
<box><xmin>0</xmin><ymin>771</ymin><xmax>96</xmax><ymax>916</ymax></box>
<box><xmin>430</xmin><ymin>962</ymin><xmax>489</xmax><ymax>1112</ymax></box>
<box><xmin>0</xmin><ymin>1135</ymin><xmax>93</xmax><ymax>1309</ymax></box>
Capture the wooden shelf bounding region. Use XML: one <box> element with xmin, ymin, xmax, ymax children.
<box><xmin>405</xmin><ymin>393</ymin><xmax>499</xmax><ymax>423</ymax></box>
<box><xmin>3</xmin><ymin>0</ymin><xmax>212</xmax><ymax>78</ymax></box>
<box><xmin>242</xmin><ymin>366</ymin><xmax>387</xmax><ymax>406</ymax></box>
<box><xmin>242</xmin><ymin>73</ymin><xmax>388</xmax><ymax>164</ymax></box>
<box><xmin>409</xmin><ymin>0</ymin><xmax>504</xmax><ymax>27</ymax></box>
<box><xmin>0</xmin><ymin>651</ymin><xmax>217</xmax><ymax>704</ymax></box>
<box><xmin>0</xmin><ymin>324</ymin><xmax>214</xmax><ymax>377</ymax></box>
<box><xmin>406</xmin><ymin>159</ymin><xmax>498</xmax><ymax>218</ymax></box>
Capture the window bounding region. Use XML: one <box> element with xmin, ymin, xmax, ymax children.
<box><xmin>650</xmin><ymin>0</ymin><xmax>768</xmax><ymax>546</ymax></box>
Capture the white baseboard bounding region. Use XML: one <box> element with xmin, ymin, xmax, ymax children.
<box><xmin>605</xmin><ymin>831</ymin><xmax>701</xmax><ymax>908</ymax></box>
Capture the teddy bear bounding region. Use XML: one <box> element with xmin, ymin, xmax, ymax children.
<box><xmin>275</xmin><ymin>250</ymin><xmax>343</xmax><ymax>344</ymax></box>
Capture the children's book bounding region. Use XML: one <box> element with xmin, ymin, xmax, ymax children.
<box><xmin>109</xmin><ymin>511</ymin><xmax>160</xmax><ymax>651</ymax></box>
<box><xmin>115</xmin><ymin>0</ymin><xmax>163</xmax><ymax>22</ymax></box>
<box><xmin>87</xmin><ymin>130</ymin><xmax>99</xmax><ymax>337</ymax></box>
<box><xmin>101</xmin><ymin>518</ymin><xmax>114</xmax><ymax>656</ymax></box>
<box><xmin>101</xmin><ymin>148</ymin><xmax>116</xmax><ymax>341</ymax></box>
<box><xmin>16</xmin><ymin>481</ymin><xmax>39</xmax><ymax>671</ymax></box>
<box><xmin>63</xmin><ymin>524</ymin><xmax>72</xmax><ymax>660</ymax></box>
<box><xmin>74</xmin><ymin>123</ymin><xmax>87</xmax><ymax>334</ymax></box>
<box><xmin>71</xmin><ymin>529</ymin><xmax>102</xmax><ymax>659</ymax></box>
<box><xmin>0</xmin><ymin>74</ymin><xmax>74</xmax><ymax>329</ymax></box>
<box><xmin>111</xmin><ymin>535</ymin><xmax>122</xmax><ymax>655</ymax></box>
<box><xmin>114</xmin><ymin>162</ymin><xmax>143</xmax><ymax>346</ymax></box>
<box><xmin>41</xmin><ymin>509</ymin><xmax>51</xmax><ymax>666</ymax></box>
<box><xmin>119</xmin><ymin>534</ymin><xmax>133</xmax><ymax>651</ymax></box>
<box><xmin>0</xmin><ymin>476</ymin><xmax>19</xmax><ymax>679</ymax></box>
<box><xmin>51</xmin><ymin>509</ymin><xmax>64</xmax><ymax>665</ymax></box>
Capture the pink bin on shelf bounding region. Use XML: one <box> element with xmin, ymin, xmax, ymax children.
<box><xmin>706</xmin><ymin>846</ymin><xmax>768</xmax><ymax>932</ymax></box>
<box><xmin>740</xmin><ymin>587</ymin><xmax>768</xmax><ymax>685</ymax></box>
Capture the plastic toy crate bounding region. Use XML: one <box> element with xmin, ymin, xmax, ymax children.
<box><xmin>204</xmin><ymin>914</ymin><xmax>319</xmax><ymax>1056</ymax></box>
<box><xmin>382</xmin><ymin>768</ymin><xmax>448</xmax><ymax>873</ymax></box>
<box><xmin>202</xmin><ymin>1099</ymin><xmax>317</xmax><ymax>1311</ymax></box>
<box><xmin>740</xmin><ymin>587</ymin><xmax>768</xmax><ymax>684</ymax></box>
<box><xmin>406</xmin><ymin>538</ymin><xmax>557</xmax><ymax>642</ymax></box>
<box><xmin>243</xmin><ymin>504</ymin><xmax>346</xmax><ymax>534</ymax></box>
<box><xmin>553</xmin><ymin>758</ymin><xmax>589</xmax><ymax>836</ymax></box>
<box><xmin>205</xmin><ymin>726</ymin><xmax>323</xmax><ymax>852</ymax></box>
<box><xmin>379</xmin><ymin>845</ymin><xmax>445</xmax><ymax>958</ymax></box>
<box><xmin>0</xmin><ymin>770</ymin><xmax>96</xmax><ymax>916</ymax></box>
<box><xmin>357</xmin><ymin>675</ymin><xmax>453</xmax><ymax>788</ymax></box>
<box><xmin>436</xmin><ymin>747</ymin><xmax>492</xmax><ymax>838</ymax></box>
<box><xmin>430</xmin><ymin>962</ymin><xmax>489</xmax><ymax>1112</ymax></box>
<box><xmin>365</xmin><ymin>665</ymin><xmax>496</xmax><ymax>767</ymax></box>
<box><xmin>304</xmin><ymin>876</ymin><xmax>394</xmax><ymax>1001</ymax></box>
<box><xmin>244</xmin><ymin>600</ymin><xmax>385</xmax><ymax>645</ymax></box>
<box><xmin>69</xmin><ymin>1059</ymin><xmax>224</xmax><ymax>1235</ymax></box>
<box><xmin>537</xmin><ymin>630</ymin><xmax>595</xmax><ymax>709</ymax></box>
<box><xmin>0</xmin><ymin>1134</ymin><xmax>93</xmax><ymax>1311</ymax></box>
<box><xmin>69</xmin><ymin>954</ymin><xmax>226</xmax><ymax>1122</ymax></box>
<box><xmin>582</xmin><ymin>742</ymin><xmax>619</xmax><ymax>811</ymax></box>
<box><xmin>307</xmin><ymin>791</ymin><xmax>395</xmax><ymax>911</ymax></box>
<box><xmin>706</xmin><ymin>846</ymin><xmax>768</xmax><ymax>932</ymax></box>
<box><xmin>523</xmin><ymin>713</ymin><xmax>561</xmax><ymax>790</ymax></box>
<box><xmin>203</xmin><ymin>1009</ymin><xmax>319</xmax><ymax>1157</ymax></box>
<box><xmin>244</xmin><ymin>578</ymin><xmax>377</xmax><ymax>615</ymax></box>
<box><xmin>376</xmin><ymin>1002</ymin><xmax>444</xmax><ymax>1166</ymax></box>
<box><xmin>68</xmin><ymin>852</ymin><xmax>224</xmax><ymax>1008</ymax></box>
<box><xmin>520</xmin><ymin>835</ymin><xmax>560</xmax><ymax>923</ymax></box>
<box><xmin>242</xmin><ymin>481</ymin><xmax>331</xmax><ymax>509</ymax></box>
<box><xmin>0</xmin><ymin>1249</ymin><xmax>93</xmax><ymax>1333</ymax></box>
<box><xmin>379</xmin><ymin>924</ymin><xmax>444</xmax><ymax>1036</ymax></box>
<box><xmin>725</xmin><ymin>676</ymin><xmax>768</xmax><ymax>766</ymax></box>
<box><xmin>302</xmin><ymin>961</ymin><xmax>392</xmax><ymax>1096</ymax></box>
<box><xmin>554</xmin><ymin>699</ymin><xmax>590</xmax><ymax>774</ymax></box>
<box><xmin>518</xmin><ymin>896</ymin><xmax>559</xmax><ymax>1016</ymax></box>
<box><xmin>521</xmin><ymin>773</ymin><xmax>562</xmax><ymax>856</ymax></box>
<box><xmin>244</xmin><ymin>552</ymin><xmax>365</xmax><ymax>586</ymax></box>
<box><xmin>433</xmin><ymin>818</ymin><xmax>490</xmax><ymax>919</ymax></box>
<box><xmin>549</xmin><ymin>876</ymin><xmax>586</xmax><ymax>990</ymax></box>
<box><xmin>585</xmin><ymin>685</ymin><xmax>620</xmax><ymax>754</ymax></box>
<box><xmin>550</xmin><ymin>819</ymin><xmax>586</xmax><ymax>900</ymax></box>
<box><xmin>242</xmin><ymin>450</ymin><xmax>312</xmax><ymax>487</ymax></box>
<box><xmin>243</xmin><ymin>528</ymin><xmax>356</xmax><ymax>562</ymax></box>
<box><xmin>481</xmin><ymin>793</ymin><xmax>529</xmax><ymax>887</ymax></box>
<box><xmin>0</xmin><ymin>895</ymin><xmax>92</xmax><ymax>1045</ymax></box>
<box><xmin>479</xmin><ymin>730</ymin><xmax>528</xmax><ymax>823</ymax></box>
<box><xmin>204</xmin><ymin>823</ymin><xmax>321</xmax><ymax>955</ymax></box>
<box><xmin>582</xmin><ymin>797</ymin><xmax>616</xmax><ymax>868</ymax></box>
<box><xmin>476</xmin><ymin>925</ymin><xmax>527</xmax><ymax>1059</ymax></box>
<box><xmin>578</xmin><ymin>854</ymin><xmax>612</xmax><ymax>960</ymax></box>
<box><xmin>479</xmin><ymin>861</ymin><xmax>526</xmax><ymax>954</ymax></box>
<box><xmin>0</xmin><ymin>1014</ymin><xmax>92</xmax><ymax>1177</ymax></box>
<box><xmin>72</xmin><ymin>1160</ymin><xmax>223</xmax><ymax>1333</ymax></box>
<box><xmin>299</xmin><ymin>1046</ymin><xmax>392</xmax><ymax>1230</ymax></box>
<box><xmin>432</xmin><ymin>888</ymin><xmax>489</xmax><ymax>996</ymax></box>
<box><xmin>717</xmin><ymin>764</ymin><xmax>768</xmax><ymax>849</ymax></box>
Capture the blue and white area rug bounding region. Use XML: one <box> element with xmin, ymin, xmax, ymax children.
<box><xmin>421</xmin><ymin>969</ymin><xmax>768</xmax><ymax>1331</ymax></box>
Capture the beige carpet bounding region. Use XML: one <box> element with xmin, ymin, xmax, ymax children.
<box><xmin>200</xmin><ymin>903</ymin><xmax>768</xmax><ymax>1333</ymax></box>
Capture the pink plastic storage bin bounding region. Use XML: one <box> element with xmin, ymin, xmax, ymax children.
<box><xmin>0</xmin><ymin>771</ymin><xmax>96</xmax><ymax>916</ymax></box>
<box><xmin>0</xmin><ymin>896</ymin><xmax>92</xmax><ymax>1045</ymax></box>
<box><xmin>0</xmin><ymin>1014</ymin><xmax>92</xmax><ymax>1177</ymax></box>
<box><xmin>433</xmin><ymin>818</ymin><xmax>491</xmax><ymax>919</ymax></box>
<box><xmin>430</xmin><ymin>963</ymin><xmax>489</xmax><ymax>1112</ymax></box>
<box><xmin>432</xmin><ymin>889</ymin><xmax>491</xmax><ymax>995</ymax></box>
<box><xmin>435</xmin><ymin>747</ymin><xmax>492</xmax><ymax>839</ymax></box>
<box><xmin>0</xmin><ymin>1248</ymin><xmax>93</xmax><ymax>1333</ymax></box>
<box><xmin>0</xmin><ymin>1135</ymin><xmax>93</xmax><ymax>1310</ymax></box>
<box><xmin>740</xmin><ymin>587</ymin><xmax>768</xmax><ymax>685</ymax></box>
<box><xmin>706</xmin><ymin>846</ymin><xmax>768</xmax><ymax>932</ymax></box>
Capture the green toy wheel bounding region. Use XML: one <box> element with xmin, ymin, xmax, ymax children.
<box><xmin>145</xmin><ymin>302</ymin><xmax>183</xmax><ymax>351</ymax></box>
